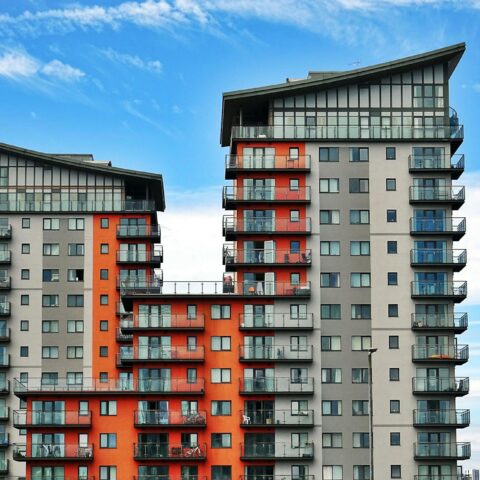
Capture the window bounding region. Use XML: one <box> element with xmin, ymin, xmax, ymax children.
<box><xmin>289</xmin><ymin>147</ymin><xmax>299</xmax><ymax>159</ymax></box>
<box><xmin>320</xmin><ymin>272</ymin><xmax>340</xmax><ymax>288</ymax></box>
<box><xmin>41</xmin><ymin>372</ymin><xmax>58</xmax><ymax>385</ymax></box>
<box><xmin>42</xmin><ymin>320</ymin><xmax>59</xmax><ymax>333</ymax></box>
<box><xmin>21</xmin><ymin>269</ymin><xmax>30</xmax><ymax>280</ymax></box>
<box><xmin>354</xmin><ymin>465</ymin><xmax>370</xmax><ymax>480</ymax></box>
<box><xmin>352</xmin><ymin>368</ymin><xmax>368</xmax><ymax>383</ymax></box>
<box><xmin>350</xmin><ymin>210</ymin><xmax>370</xmax><ymax>224</ymax></box>
<box><xmin>387</xmin><ymin>241</ymin><xmax>397</xmax><ymax>254</ymax></box>
<box><xmin>68</xmin><ymin>269</ymin><xmax>84</xmax><ymax>282</ymax></box>
<box><xmin>68</xmin><ymin>218</ymin><xmax>84</xmax><ymax>230</ymax></box>
<box><xmin>389</xmin><ymin>368</ymin><xmax>400</xmax><ymax>381</ymax></box>
<box><xmin>187</xmin><ymin>305</ymin><xmax>197</xmax><ymax>319</ymax></box>
<box><xmin>390</xmin><ymin>432</ymin><xmax>400</xmax><ymax>446</ymax></box>
<box><xmin>322</xmin><ymin>466</ymin><xmax>343</xmax><ymax>480</ymax></box>
<box><xmin>21</xmin><ymin>243</ymin><xmax>30</xmax><ymax>254</ymax></box>
<box><xmin>349</xmin><ymin>178</ymin><xmax>369</xmax><ymax>193</ymax></box>
<box><xmin>211</xmin><ymin>305</ymin><xmax>231</xmax><ymax>319</ymax></box>
<box><xmin>68</xmin><ymin>243</ymin><xmax>84</xmax><ymax>256</ymax></box>
<box><xmin>100</xmin><ymin>321</ymin><xmax>109</xmax><ymax>331</ymax></box>
<box><xmin>352</xmin><ymin>400</ymin><xmax>369</xmax><ymax>416</ymax></box>
<box><xmin>43</xmin><ymin>243</ymin><xmax>60</xmax><ymax>255</ymax></box>
<box><xmin>350</xmin><ymin>241</ymin><xmax>370</xmax><ymax>256</ymax></box>
<box><xmin>211</xmin><ymin>337</ymin><xmax>231</xmax><ymax>351</ymax></box>
<box><xmin>211</xmin><ymin>401</ymin><xmax>231</xmax><ymax>416</ymax></box>
<box><xmin>319</xmin><ymin>147</ymin><xmax>339</xmax><ymax>162</ymax></box>
<box><xmin>390</xmin><ymin>400</ymin><xmax>400</xmax><ymax>413</ymax></box>
<box><xmin>350</xmin><ymin>147</ymin><xmax>369</xmax><ymax>162</ymax></box>
<box><xmin>352</xmin><ymin>336</ymin><xmax>372</xmax><ymax>351</ymax></box>
<box><xmin>353</xmin><ymin>432</ymin><xmax>369</xmax><ymax>448</ymax></box>
<box><xmin>100</xmin><ymin>401</ymin><xmax>117</xmax><ymax>415</ymax></box>
<box><xmin>351</xmin><ymin>273</ymin><xmax>371</xmax><ymax>288</ymax></box>
<box><xmin>20</xmin><ymin>346</ymin><xmax>29</xmax><ymax>357</ymax></box>
<box><xmin>43</xmin><ymin>218</ymin><xmax>60</xmax><ymax>230</ymax></box>
<box><xmin>21</xmin><ymin>295</ymin><xmax>29</xmax><ymax>305</ymax></box>
<box><xmin>79</xmin><ymin>401</ymin><xmax>89</xmax><ymax>416</ymax></box>
<box><xmin>388</xmin><ymin>304</ymin><xmax>399</xmax><ymax>317</ymax></box>
<box><xmin>322</xmin><ymin>433</ymin><xmax>342</xmax><ymax>448</ymax></box>
<box><xmin>290</xmin><ymin>210</ymin><xmax>299</xmax><ymax>222</ymax></box>
<box><xmin>322</xmin><ymin>400</ymin><xmax>342</xmax><ymax>416</ymax></box>
<box><xmin>67</xmin><ymin>372</ymin><xmax>84</xmax><ymax>385</ymax></box>
<box><xmin>290</xmin><ymin>241</ymin><xmax>300</xmax><ymax>254</ymax></box>
<box><xmin>100</xmin><ymin>218</ymin><xmax>109</xmax><ymax>228</ymax></box>
<box><xmin>319</xmin><ymin>178</ymin><xmax>339</xmax><ymax>193</ymax></box>
<box><xmin>389</xmin><ymin>336</ymin><xmax>399</xmax><ymax>349</ymax></box>
<box><xmin>211</xmin><ymin>433</ymin><xmax>231</xmax><ymax>448</ymax></box>
<box><xmin>386</xmin><ymin>147</ymin><xmax>396</xmax><ymax>160</ymax></box>
<box><xmin>291</xmin><ymin>368</ymin><xmax>308</xmax><ymax>384</ymax></box>
<box><xmin>322</xmin><ymin>368</ymin><xmax>342</xmax><ymax>384</ymax></box>
<box><xmin>351</xmin><ymin>304</ymin><xmax>371</xmax><ymax>319</ymax></box>
<box><xmin>321</xmin><ymin>304</ymin><xmax>341</xmax><ymax>320</ymax></box>
<box><xmin>100</xmin><ymin>433</ymin><xmax>117</xmax><ymax>448</ymax></box>
<box><xmin>290</xmin><ymin>272</ymin><xmax>300</xmax><ymax>285</ymax></box>
<box><xmin>290</xmin><ymin>304</ymin><xmax>307</xmax><ymax>319</ymax></box>
<box><xmin>391</xmin><ymin>465</ymin><xmax>401</xmax><ymax>478</ymax></box>
<box><xmin>321</xmin><ymin>336</ymin><xmax>341</xmax><ymax>351</ymax></box>
<box><xmin>100</xmin><ymin>243</ymin><xmax>109</xmax><ymax>254</ymax></box>
<box><xmin>320</xmin><ymin>241</ymin><xmax>340</xmax><ymax>256</ymax></box>
<box><xmin>43</xmin><ymin>269</ymin><xmax>60</xmax><ymax>282</ymax></box>
<box><xmin>211</xmin><ymin>369</ymin><xmax>231</xmax><ymax>383</ymax></box>
<box><xmin>20</xmin><ymin>320</ymin><xmax>29</xmax><ymax>331</ymax></box>
<box><xmin>99</xmin><ymin>373</ymin><xmax>108</xmax><ymax>383</ymax></box>
<box><xmin>291</xmin><ymin>400</ymin><xmax>308</xmax><ymax>415</ymax></box>
<box><xmin>386</xmin><ymin>178</ymin><xmax>396</xmax><ymax>191</ymax></box>
<box><xmin>211</xmin><ymin>466</ymin><xmax>231</xmax><ymax>480</ymax></box>
<box><xmin>99</xmin><ymin>466</ymin><xmax>116</xmax><ymax>480</ymax></box>
<box><xmin>388</xmin><ymin>272</ymin><xmax>398</xmax><ymax>285</ymax></box>
<box><xmin>67</xmin><ymin>295</ymin><xmax>84</xmax><ymax>307</ymax></box>
<box><xmin>43</xmin><ymin>295</ymin><xmax>59</xmax><ymax>307</ymax></box>
<box><xmin>67</xmin><ymin>346</ymin><xmax>83</xmax><ymax>359</ymax></box>
<box><xmin>67</xmin><ymin>320</ymin><xmax>84</xmax><ymax>333</ymax></box>
<box><xmin>187</xmin><ymin>368</ymin><xmax>197</xmax><ymax>384</ymax></box>
<box><xmin>100</xmin><ymin>346</ymin><xmax>108</xmax><ymax>357</ymax></box>
<box><xmin>100</xmin><ymin>295</ymin><xmax>109</xmax><ymax>305</ymax></box>
<box><xmin>42</xmin><ymin>346</ymin><xmax>59</xmax><ymax>359</ymax></box>
<box><xmin>387</xmin><ymin>210</ymin><xmax>397</xmax><ymax>222</ymax></box>
<box><xmin>290</xmin><ymin>179</ymin><xmax>299</xmax><ymax>191</ymax></box>
<box><xmin>320</xmin><ymin>209</ymin><xmax>340</xmax><ymax>224</ymax></box>
<box><xmin>22</xmin><ymin>218</ymin><xmax>30</xmax><ymax>229</ymax></box>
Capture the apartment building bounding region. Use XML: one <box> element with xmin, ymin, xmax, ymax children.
<box><xmin>8</xmin><ymin>42</ymin><xmax>471</xmax><ymax>480</ymax></box>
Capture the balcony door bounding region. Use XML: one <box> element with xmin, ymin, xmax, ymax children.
<box><xmin>414</xmin><ymin>209</ymin><xmax>446</xmax><ymax>231</ymax></box>
<box><xmin>138</xmin><ymin>466</ymin><xmax>168</xmax><ymax>480</ymax></box>
<box><xmin>32</xmin><ymin>433</ymin><xmax>65</xmax><ymax>458</ymax></box>
<box><xmin>415</xmin><ymin>303</ymin><xmax>449</xmax><ymax>326</ymax></box>
<box><xmin>243</xmin><ymin>179</ymin><xmax>275</xmax><ymax>200</ymax></box>
<box><xmin>245</xmin><ymin>465</ymin><xmax>274</xmax><ymax>480</ymax></box>
<box><xmin>417</xmin><ymin>465</ymin><xmax>453</xmax><ymax>478</ymax></box>
<box><xmin>244</xmin><ymin>368</ymin><xmax>275</xmax><ymax>392</ymax></box>
<box><xmin>244</xmin><ymin>400</ymin><xmax>274</xmax><ymax>425</ymax></box>
<box><xmin>243</xmin><ymin>304</ymin><xmax>274</xmax><ymax>328</ymax></box>
<box><xmin>139</xmin><ymin>433</ymin><xmax>168</xmax><ymax>457</ymax></box>
<box><xmin>244</xmin><ymin>336</ymin><xmax>274</xmax><ymax>360</ymax></box>
<box><xmin>138</xmin><ymin>368</ymin><xmax>171</xmax><ymax>392</ymax></box>
<box><xmin>119</xmin><ymin>217</ymin><xmax>147</xmax><ymax>236</ymax></box>
<box><xmin>139</xmin><ymin>336</ymin><xmax>171</xmax><ymax>360</ymax></box>
<box><xmin>244</xmin><ymin>210</ymin><xmax>275</xmax><ymax>232</ymax></box>
<box><xmin>244</xmin><ymin>433</ymin><xmax>274</xmax><ymax>457</ymax></box>
<box><xmin>139</xmin><ymin>304</ymin><xmax>171</xmax><ymax>328</ymax></box>
<box><xmin>243</xmin><ymin>147</ymin><xmax>275</xmax><ymax>169</ymax></box>
<box><xmin>138</xmin><ymin>400</ymin><xmax>169</xmax><ymax>425</ymax></box>
<box><xmin>414</xmin><ymin>241</ymin><xmax>447</xmax><ymax>263</ymax></box>
<box><xmin>415</xmin><ymin>272</ymin><xmax>448</xmax><ymax>294</ymax></box>
<box><xmin>412</xmin><ymin>147</ymin><xmax>445</xmax><ymax>168</ymax></box>
<box><xmin>416</xmin><ymin>367</ymin><xmax>450</xmax><ymax>392</ymax></box>
<box><xmin>32</xmin><ymin>401</ymin><xmax>65</xmax><ymax>425</ymax></box>
<box><xmin>32</xmin><ymin>466</ymin><xmax>65</xmax><ymax>480</ymax></box>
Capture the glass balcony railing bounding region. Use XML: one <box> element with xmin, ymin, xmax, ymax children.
<box><xmin>411</xmin><ymin>313</ymin><xmax>468</xmax><ymax>332</ymax></box>
<box><xmin>409</xmin><ymin>153</ymin><xmax>465</xmax><ymax>176</ymax></box>
<box><xmin>0</xmin><ymin>251</ymin><xmax>11</xmax><ymax>263</ymax></box>
<box><xmin>120</xmin><ymin>314</ymin><xmax>205</xmax><ymax>331</ymax></box>
<box><xmin>240</xmin><ymin>442</ymin><xmax>314</xmax><ymax>459</ymax></box>
<box><xmin>409</xmin><ymin>186</ymin><xmax>465</xmax><ymax>207</ymax></box>
<box><xmin>225</xmin><ymin>154</ymin><xmax>311</xmax><ymax>173</ymax></box>
<box><xmin>134</xmin><ymin>443</ymin><xmax>207</xmax><ymax>460</ymax></box>
<box><xmin>413</xmin><ymin>409</ymin><xmax>470</xmax><ymax>427</ymax></box>
<box><xmin>224</xmin><ymin>247</ymin><xmax>312</xmax><ymax>266</ymax></box>
<box><xmin>240</xmin><ymin>409</ymin><xmax>314</xmax><ymax>427</ymax></box>
<box><xmin>415</xmin><ymin>475</ymin><xmax>471</xmax><ymax>480</ymax></box>
<box><xmin>410</xmin><ymin>249</ymin><xmax>466</xmax><ymax>269</ymax></box>
<box><xmin>116</xmin><ymin>327</ymin><xmax>133</xmax><ymax>342</ymax></box>
<box><xmin>411</xmin><ymin>281</ymin><xmax>467</xmax><ymax>300</ymax></box>
<box><xmin>223</xmin><ymin>186</ymin><xmax>311</xmax><ymax>205</ymax></box>
<box><xmin>412</xmin><ymin>377</ymin><xmax>469</xmax><ymax>395</ymax></box>
<box><xmin>223</xmin><ymin>216</ymin><xmax>312</xmax><ymax>236</ymax></box>
<box><xmin>116</xmin><ymin>250</ymin><xmax>163</xmax><ymax>263</ymax></box>
<box><xmin>13</xmin><ymin>443</ymin><xmax>94</xmax><ymax>460</ymax></box>
<box><xmin>239</xmin><ymin>345</ymin><xmax>313</xmax><ymax>362</ymax></box>
<box><xmin>239</xmin><ymin>377</ymin><xmax>314</xmax><ymax>394</ymax></box>
<box><xmin>412</xmin><ymin>344</ymin><xmax>468</xmax><ymax>363</ymax></box>
<box><xmin>239</xmin><ymin>313</ymin><xmax>314</xmax><ymax>330</ymax></box>
<box><xmin>118</xmin><ymin>346</ymin><xmax>205</xmax><ymax>363</ymax></box>
<box><xmin>409</xmin><ymin>217</ymin><xmax>466</xmax><ymax>238</ymax></box>
<box><xmin>414</xmin><ymin>442</ymin><xmax>470</xmax><ymax>460</ymax></box>
<box><xmin>116</xmin><ymin>224</ymin><xmax>161</xmax><ymax>239</ymax></box>
<box><xmin>13</xmin><ymin>410</ymin><xmax>92</xmax><ymax>427</ymax></box>
<box><xmin>134</xmin><ymin>410</ymin><xmax>206</xmax><ymax>427</ymax></box>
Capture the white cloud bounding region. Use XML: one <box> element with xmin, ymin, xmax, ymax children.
<box><xmin>122</xmin><ymin>99</ymin><xmax>173</xmax><ymax>135</ymax></box>
<box><xmin>41</xmin><ymin>59</ymin><xmax>85</xmax><ymax>81</ymax></box>
<box><xmin>0</xmin><ymin>49</ymin><xmax>39</xmax><ymax>78</ymax></box>
<box><xmin>99</xmin><ymin>47</ymin><xmax>162</xmax><ymax>74</ymax></box>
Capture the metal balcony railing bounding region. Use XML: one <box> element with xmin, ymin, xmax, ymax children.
<box><xmin>239</xmin><ymin>377</ymin><xmax>314</xmax><ymax>394</ymax></box>
<box><xmin>410</xmin><ymin>249</ymin><xmax>466</xmax><ymax>268</ymax></box>
<box><xmin>239</xmin><ymin>313</ymin><xmax>314</xmax><ymax>330</ymax></box>
<box><xmin>121</xmin><ymin>314</ymin><xmax>205</xmax><ymax>331</ymax></box>
<box><xmin>409</xmin><ymin>186</ymin><xmax>465</xmax><ymax>206</ymax></box>
<box><xmin>411</xmin><ymin>281</ymin><xmax>467</xmax><ymax>300</ymax></box>
<box><xmin>134</xmin><ymin>410</ymin><xmax>206</xmax><ymax>427</ymax></box>
<box><xmin>240</xmin><ymin>409</ymin><xmax>314</xmax><ymax>427</ymax></box>
<box><xmin>13</xmin><ymin>443</ymin><xmax>94</xmax><ymax>460</ymax></box>
<box><xmin>116</xmin><ymin>250</ymin><xmax>162</xmax><ymax>263</ymax></box>
<box><xmin>223</xmin><ymin>216</ymin><xmax>312</xmax><ymax>235</ymax></box>
<box><xmin>412</xmin><ymin>377</ymin><xmax>469</xmax><ymax>395</ymax></box>
<box><xmin>240</xmin><ymin>442</ymin><xmax>314</xmax><ymax>459</ymax></box>
<box><xmin>414</xmin><ymin>475</ymin><xmax>471</xmax><ymax>480</ymax></box>
<box><xmin>409</xmin><ymin>153</ymin><xmax>464</xmax><ymax>173</ymax></box>
<box><xmin>410</xmin><ymin>217</ymin><xmax>466</xmax><ymax>237</ymax></box>
<box><xmin>13</xmin><ymin>410</ymin><xmax>92</xmax><ymax>427</ymax></box>
<box><xmin>414</xmin><ymin>442</ymin><xmax>470</xmax><ymax>460</ymax></box>
<box><xmin>116</xmin><ymin>224</ymin><xmax>161</xmax><ymax>239</ymax></box>
<box><xmin>413</xmin><ymin>409</ymin><xmax>470</xmax><ymax>427</ymax></box>
<box><xmin>239</xmin><ymin>345</ymin><xmax>313</xmax><ymax>362</ymax></box>
<box><xmin>119</xmin><ymin>346</ymin><xmax>205</xmax><ymax>362</ymax></box>
<box><xmin>225</xmin><ymin>154</ymin><xmax>311</xmax><ymax>172</ymax></box>
<box><xmin>412</xmin><ymin>344</ymin><xmax>468</xmax><ymax>363</ymax></box>
<box><xmin>411</xmin><ymin>313</ymin><xmax>468</xmax><ymax>332</ymax></box>
<box><xmin>223</xmin><ymin>186</ymin><xmax>311</xmax><ymax>204</ymax></box>
<box><xmin>224</xmin><ymin>247</ymin><xmax>312</xmax><ymax>266</ymax></box>
<box><xmin>134</xmin><ymin>443</ymin><xmax>206</xmax><ymax>460</ymax></box>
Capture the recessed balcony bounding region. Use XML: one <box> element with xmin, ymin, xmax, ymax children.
<box><xmin>411</xmin><ymin>281</ymin><xmax>467</xmax><ymax>302</ymax></box>
<box><xmin>0</xmin><ymin>226</ymin><xmax>11</xmax><ymax>240</ymax></box>
<box><xmin>239</xmin><ymin>345</ymin><xmax>313</xmax><ymax>362</ymax></box>
<box><xmin>414</xmin><ymin>442</ymin><xmax>470</xmax><ymax>460</ymax></box>
<box><xmin>409</xmin><ymin>186</ymin><xmax>465</xmax><ymax>209</ymax></box>
<box><xmin>412</xmin><ymin>344</ymin><xmax>468</xmax><ymax>364</ymax></box>
<box><xmin>223</xmin><ymin>216</ymin><xmax>311</xmax><ymax>239</ymax></box>
<box><xmin>412</xmin><ymin>376</ymin><xmax>469</xmax><ymax>396</ymax></box>
<box><xmin>239</xmin><ymin>313</ymin><xmax>314</xmax><ymax>331</ymax></box>
<box><xmin>134</xmin><ymin>443</ymin><xmax>206</xmax><ymax>460</ymax></box>
<box><xmin>116</xmin><ymin>224</ymin><xmax>161</xmax><ymax>240</ymax></box>
<box><xmin>13</xmin><ymin>410</ymin><xmax>92</xmax><ymax>428</ymax></box>
<box><xmin>224</xmin><ymin>247</ymin><xmax>312</xmax><ymax>270</ymax></box>
<box><xmin>240</xmin><ymin>409</ymin><xmax>314</xmax><ymax>427</ymax></box>
<box><xmin>134</xmin><ymin>410</ymin><xmax>207</xmax><ymax>428</ymax></box>
<box><xmin>410</xmin><ymin>217</ymin><xmax>466</xmax><ymax>240</ymax></box>
<box><xmin>239</xmin><ymin>377</ymin><xmax>314</xmax><ymax>395</ymax></box>
<box><xmin>118</xmin><ymin>346</ymin><xmax>205</xmax><ymax>364</ymax></box>
<box><xmin>223</xmin><ymin>186</ymin><xmax>311</xmax><ymax>208</ymax></box>
<box><xmin>411</xmin><ymin>313</ymin><xmax>468</xmax><ymax>333</ymax></box>
<box><xmin>409</xmin><ymin>153</ymin><xmax>465</xmax><ymax>179</ymax></box>
<box><xmin>116</xmin><ymin>249</ymin><xmax>162</xmax><ymax>265</ymax></box>
<box><xmin>410</xmin><ymin>249</ymin><xmax>466</xmax><ymax>271</ymax></box>
<box><xmin>240</xmin><ymin>442</ymin><xmax>314</xmax><ymax>460</ymax></box>
<box><xmin>13</xmin><ymin>443</ymin><xmax>94</xmax><ymax>461</ymax></box>
<box><xmin>413</xmin><ymin>409</ymin><xmax>470</xmax><ymax>428</ymax></box>
<box><xmin>121</xmin><ymin>314</ymin><xmax>205</xmax><ymax>332</ymax></box>
<box><xmin>0</xmin><ymin>251</ymin><xmax>11</xmax><ymax>264</ymax></box>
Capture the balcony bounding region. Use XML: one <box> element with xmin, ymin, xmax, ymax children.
<box><xmin>415</xmin><ymin>476</ymin><xmax>471</xmax><ymax>480</ymax></box>
<box><xmin>223</xmin><ymin>186</ymin><xmax>311</xmax><ymax>208</ymax></box>
<box><xmin>116</xmin><ymin>224</ymin><xmax>161</xmax><ymax>240</ymax></box>
<box><xmin>409</xmin><ymin>186</ymin><xmax>465</xmax><ymax>209</ymax></box>
<box><xmin>239</xmin><ymin>313</ymin><xmax>314</xmax><ymax>331</ymax></box>
<box><xmin>0</xmin><ymin>458</ymin><xmax>7</xmax><ymax>474</ymax></box>
<box><xmin>410</xmin><ymin>217</ymin><xmax>466</xmax><ymax>240</ymax></box>
<box><xmin>0</xmin><ymin>225</ymin><xmax>11</xmax><ymax>239</ymax></box>
<box><xmin>118</xmin><ymin>346</ymin><xmax>205</xmax><ymax>364</ymax></box>
<box><xmin>409</xmin><ymin>153</ymin><xmax>465</xmax><ymax>179</ymax></box>
<box><xmin>0</xmin><ymin>302</ymin><xmax>10</xmax><ymax>317</ymax></box>
<box><xmin>0</xmin><ymin>381</ymin><xmax>9</xmax><ymax>395</ymax></box>
<box><xmin>116</xmin><ymin>250</ymin><xmax>162</xmax><ymax>265</ymax></box>
<box><xmin>413</xmin><ymin>409</ymin><xmax>470</xmax><ymax>428</ymax></box>
<box><xmin>0</xmin><ymin>433</ymin><xmax>8</xmax><ymax>447</ymax></box>
<box><xmin>223</xmin><ymin>216</ymin><xmax>311</xmax><ymax>239</ymax></box>
<box><xmin>412</xmin><ymin>345</ymin><xmax>468</xmax><ymax>364</ymax></box>
<box><xmin>412</xmin><ymin>377</ymin><xmax>469</xmax><ymax>396</ymax></box>
<box><xmin>241</xmin><ymin>477</ymin><xmax>314</xmax><ymax>480</ymax></box>
<box><xmin>411</xmin><ymin>313</ymin><xmax>468</xmax><ymax>333</ymax></box>
<box><xmin>134</xmin><ymin>443</ymin><xmax>206</xmax><ymax>460</ymax></box>
<box><xmin>13</xmin><ymin>410</ymin><xmax>92</xmax><ymax>428</ymax></box>
<box><xmin>240</xmin><ymin>442</ymin><xmax>314</xmax><ymax>460</ymax></box>
<box><xmin>225</xmin><ymin>154</ymin><xmax>311</xmax><ymax>179</ymax></box>
<box><xmin>121</xmin><ymin>314</ymin><xmax>205</xmax><ymax>331</ymax></box>
<box><xmin>0</xmin><ymin>277</ymin><xmax>10</xmax><ymax>290</ymax></box>
<box><xmin>116</xmin><ymin>327</ymin><xmax>133</xmax><ymax>342</ymax></box>
<box><xmin>240</xmin><ymin>409</ymin><xmax>314</xmax><ymax>427</ymax></box>
<box><xmin>13</xmin><ymin>443</ymin><xmax>94</xmax><ymax>461</ymax></box>
<box><xmin>0</xmin><ymin>352</ymin><xmax>10</xmax><ymax>368</ymax></box>
<box><xmin>0</xmin><ymin>327</ymin><xmax>10</xmax><ymax>342</ymax></box>
<box><xmin>14</xmin><ymin>377</ymin><xmax>205</xmax><ymax>397</ymax></box>
<box><xmin>414</xmin><ymin>442</ymin><xmax>470</xmax><ymax>460</ymax></box>
<box><xmin>410</xmin><ymin>249</ymin><xmax>466</xmax><ymax>271</ymax></box>
<box><xmin>0</xmin><ymin>405</ymin><xmax>8</xmax><ymax>421</ymax></box>
<box><xmin>134</xmin><ymin>410</ymin><xmax>206</xmax><ymax>427</ymax></box>
<box><xmin>120</xmin><ymin>279</ymin><xmax>311</xmax><ymax>298</ymax></box>
<box><xmin>239</xmin><ymin>345</ymin><xmax>313</xmax><ymax>362</ymax></box>
<box><xmin>0</xmin><ymin>251</ymin><xmax>11</xmax><ymax>264</ymax></box>
<box><xmin>411</xmin><ymin>281</ymin><xmax>467</xmax><ymax>302</ymax></box>
<box><xmin>224</xmin><ymin>247</ymin><xmax>312</xmax><ymax>269</ymax></box>
<box><xmin>239</xmin><ymin>377</ymin><xmax>314</xmax><ymax>395</ymax></box>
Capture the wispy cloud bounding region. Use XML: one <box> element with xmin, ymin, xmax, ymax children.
<box><xmin>122</xmin><ymin>99</ymin><xmax>173</xmax><ymax>136</ymax></box>
<box><xmin>41</xmin><ymin>59</ymin><xmax>85</xmax><ymax>81</ymax></box>
<box><xmin>99</xmin><ymin>47</ymin><xmax>162</xmax><ymax>74</ymax></box>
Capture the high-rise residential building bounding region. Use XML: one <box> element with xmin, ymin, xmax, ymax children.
<box><xmin>6</xmin><ymin>42</ymin><xmax>470</xmax><ymax>480</ymax></box>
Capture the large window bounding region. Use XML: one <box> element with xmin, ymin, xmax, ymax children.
<box><xmin>319</xmin><ymin>178</ymin><xmax>339</xmax><ymax>193</ymax></box>
<box><xmin>350</xmin><ymin>148</ymin><xmax>369</xmax><ymax>162</ymax></box>
<box><xmin>322</xmin><ymin>401</ymin><xmax>342</xmax><ymax>416</ymax></box>
<box><xmin>320</xmin><ymin>210</ymin><xmax>340</xmax><ymax>224</ymax></box>
<box><xmin>320</xmin><ymin>273</ymin><xmax>340</xmax><ymax>288</ymax></box>
<box><xmin>319</xmin><ymin>147</ymin><xmax>339</xmax><ymax>162</ymax></box>
<box><xmin>350</xmin><ymin>210</ymin><xmax>370</xmax><ymax>224</ymax></box>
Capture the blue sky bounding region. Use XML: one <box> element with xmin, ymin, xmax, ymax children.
<box><xmin>0</xmin><ymin>0</ymin><xmax>479</xmax><ymax>471</ymax></box>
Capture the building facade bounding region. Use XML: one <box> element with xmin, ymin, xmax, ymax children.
<box><xmin>7</xmin><ymin>42</ymin><xmax>472</xmax><ymax>480</ymax></box>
